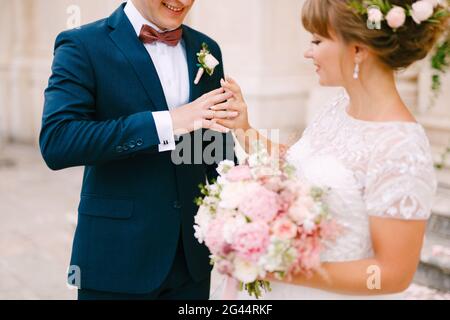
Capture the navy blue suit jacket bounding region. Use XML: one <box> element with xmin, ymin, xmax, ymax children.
<box><xmin>40</xmin><ymin>3</ymin><xmax>236</xmax><ymax>294</ymax></box>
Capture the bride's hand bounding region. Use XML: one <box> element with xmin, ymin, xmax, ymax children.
<box><xmin>211</xmin><ymin>76</ymin><xmax>251</xmax><ymax>131</ymax></box>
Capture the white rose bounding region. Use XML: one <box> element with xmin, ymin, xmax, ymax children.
<box><xmin>204</xmin><ymin>54</ymin><xmax>220</xmax><ymax>70</ymax></box>
<box><xmin>194</xmin><ymin>205</ymin><xmax>212</xmax><ymax>243</ymax></box>
<box><xmin>216</xmin><ymin>175</ymin><xmax>228</xmax><ymax>186</ymax></box>
<box><xmin>220</xmin><ymin>181</ymin><xmax>258</xmax><ymax>209</ymax></box>
<box><xmin>368</xmin><ymin>7</ymin><xmax>383</xmax><ymax>24</ymax></box>
<box><xmin>411</xmin><ymin>1</ymin><xmax>434</xmax><ymax>24</ymax></box>
<box><xmin>217</xmin><ymin>160</ymin><xmax>235</xmax><ymax>176</ymax></box>
<box><xmin>233</xmin><ymin>257</ymin><xmax>260</xmax><ymax>283</ymax></box>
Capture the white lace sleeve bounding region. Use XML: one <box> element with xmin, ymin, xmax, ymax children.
<box><xmin>364</xmin><ymin>128</ymin><xmax>437</xmax><ymax>220</ymax></box>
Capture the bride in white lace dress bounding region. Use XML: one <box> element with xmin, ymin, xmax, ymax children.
<box><xmin>211</xmin><ymin>0</ymin><xmax>448</xmax><ymax>299</ymax></box>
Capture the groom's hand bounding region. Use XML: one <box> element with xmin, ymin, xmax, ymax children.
<box><xmin>169</xmin><ymin>88</ymin><xmax>238</xmax><ymax>135</ymax></box>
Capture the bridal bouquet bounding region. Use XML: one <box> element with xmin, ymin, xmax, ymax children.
<box><xmin>194</xmin><ymin>145</ymin><xmax>339</xmax><ymax>299</ymax></box>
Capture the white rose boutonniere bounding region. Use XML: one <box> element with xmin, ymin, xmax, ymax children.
<box><xmin>194</xmin><ymin>42</ymin><xmax>220</xmax><ymax>85</ymax></box>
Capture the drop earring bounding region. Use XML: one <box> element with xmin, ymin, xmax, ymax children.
<box><xmin>353</xmin><ymin>63</ymin><xmax>360</xmax><ymax>80</ymax></box>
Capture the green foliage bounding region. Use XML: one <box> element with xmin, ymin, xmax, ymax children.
<box><xmin>239</xmin><ymin>280</ymin><xmax>272</xmax><ymax>299</ymax></box>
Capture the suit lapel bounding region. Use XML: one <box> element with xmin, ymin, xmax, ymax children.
<box><xmin>182</xmin><ymin>25</ymin><xmax>203</xmax><ymax>102</ymax></box>
<box><xmin>108</xmin><ymin>4</ymin><xmax>168</xmax><ymax>111</ymax></box>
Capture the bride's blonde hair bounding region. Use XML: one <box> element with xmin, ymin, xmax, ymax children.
<box><xmin>301</xmin><ymin>0</ymin><xmax>449</xmax><ymax>70</ymax></box>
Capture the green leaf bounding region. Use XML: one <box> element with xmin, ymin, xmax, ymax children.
<box><xmin>348</xmin><ymin>0</ymin><xmax>366</xmax><ymax>14</ymax></box>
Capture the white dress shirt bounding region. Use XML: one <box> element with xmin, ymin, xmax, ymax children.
<box><xmin>124</xmin><ymin>1</ymin><xmax>190</xmax><ymax>152</ymax></box>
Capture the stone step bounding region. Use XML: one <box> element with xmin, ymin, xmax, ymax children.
<box><xmin>415</xmin><ymin>235</ymin><xmax>450</xmax><ymax>291</ymax></box>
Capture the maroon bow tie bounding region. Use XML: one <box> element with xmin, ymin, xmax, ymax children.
<box><xmin>139</xmin><ymin>24</ymin><xmax>183</xmax><ymax>47</ymax></box>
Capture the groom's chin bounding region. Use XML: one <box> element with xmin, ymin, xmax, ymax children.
<box><xmin>158</xmin><ymin>2</ymin><xmax>192</xmax><ymax>28</ymax></box>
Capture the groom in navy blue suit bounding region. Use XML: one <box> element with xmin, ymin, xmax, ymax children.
<box><xmin>40</xmin><ymin>0</ymin><xmax>236</xmax><ymax>300</ymax></box>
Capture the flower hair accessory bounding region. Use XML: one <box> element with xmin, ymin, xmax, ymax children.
<box><xmin>349</xmin><ymin>0</ymin><xmax>449</xmax><ymax>31</ymax></box>
<box><xmin>194</xmin><ymin>42</ymin><xmax>220</xmax><ymax>85</ymax></box>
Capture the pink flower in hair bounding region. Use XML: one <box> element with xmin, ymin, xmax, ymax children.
<box><xmin>386</xmin><ymin>6</ymin><xmax>406</xmax><ymax>29</ymax></box>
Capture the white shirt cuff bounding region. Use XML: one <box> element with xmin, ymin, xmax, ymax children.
<box><xmin>152</xmin><ymin>111</ymin><xmax>176</xmax><ymax>152</ymax></box>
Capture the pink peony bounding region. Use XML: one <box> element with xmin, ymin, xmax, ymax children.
<box><xmin>411</xmin><ymin>0</ymin><xmax>434</xmax><ymax>24</ymax></box>
<box><xmin>204</xmin><ymin>217</ymin><xmax>227</xmax><ymax>256</ymax></box>
<box><xmin>386</xmin><ymin>6</ymin><xmax>406</xmax><ymax>29</ymax></box>
<box><xmin>271</xmin><ymin>218</ymin><xmax>298</xmax><ymax>240</ymax></box>
<box><xmin>232</xmin><ymin>222</ymin><xmax>270</xmax><ymax>261</ymax></box>
<box><xmin>216</xmin><ymin>259</ymin><xmax>235</xmax><ymax>276</ymax></box>
<box><xmin>260</xmin><ymin>176</ymin><xmax>284</xmax><ymax>192</ymax></box>
<box><xmin>226</xmin><ymin>165</ymin><xmax>252</xmax><ymax>182</ymax></box>
<box><xmin>238</xmin><ymin>185</ymin><xmax>281</xmax><ymax>222</ymax></box>
<box><xmin>279</xmin><ymin>189</ymin><xmax>297</xmax><ymax>212</ymax></box>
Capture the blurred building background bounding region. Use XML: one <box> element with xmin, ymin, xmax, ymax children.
<box><xmin>0</xmin><ymin>0</ymin><xmax>449</xmax><ymax>299</ymax></box>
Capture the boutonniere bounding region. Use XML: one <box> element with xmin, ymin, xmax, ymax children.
<box><xmin>194</xmin><ymin>42</ymin><xmax>220</xmax><ymax>85</ymax></box>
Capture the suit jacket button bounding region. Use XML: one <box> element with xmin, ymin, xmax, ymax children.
<box><xmin>122</xmin><ymin>144</ymin><xmax>129</xmax><ymax>151</ymax></box>
<box><xmin>129</xmin><ymin>140</ymin><xmax>136</xmax><ymax>149</ymax></box>
<box><xmin>116</xmin><ymin>146</ymin><xmax>124</xmax><ymax>153</ymax></box>
<box><xmin>136</xmin><ymin>139</ymin><xmax>144</xmax><ymax>146</ymax></box>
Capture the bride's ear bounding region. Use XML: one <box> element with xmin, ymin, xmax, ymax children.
<box><xmin>353</xmin><ymin>45</ymin><xmax>369</xmax><ymax>64</ymax></box>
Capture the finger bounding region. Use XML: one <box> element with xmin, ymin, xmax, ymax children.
<box><xmin>225</xmin><ymin>75</ymin><xmax>235</xmax><ymax>84</ymax></box>
<box><xmin>210</xmin><ymin>101</ymin><xmax>239</xmax><ymax>112</ymax></box>
<box><xmin>221</xmin><ymin>79</ymin><xmax>235</xmax><ymax>90</ymax></box>
<box><xmin>203</xmin><ymin>109</ymin><xmax>238</xmax><ymax>120</ymax></box>
<box><xmin>201</xmin><ymin>87</ymin><xmax>225</xmax><ymax>100</ymax></box>
<box><xmin>211</xmin><ymin>123</ymin><xmax>231</xmax><ymax>133</ymax></box>
<box><xmin>225</xmin><ymin>76</ymin><xmax>240</xmax><ymax>90</ymax></box>
<box><xmin>215</xmin><ymin>118</ymin><xmax>236</xmax><ymax>129</ymax></box>
<box><xmin>205</xmin><ymin>91</ymin><xmax>234</xmax><ymax>107</ymax></box>
<box><xmin>204</xmin><ymin>109</ymin><xmax>215</xmax><ymax>120</ymax></box>
<box><xmin>203</xmin><ymin>119</ymin><xmax>230</xmax><ymax>133</ymax></box>
<box><xmin>221</xmin><ymin>79</ymin><xmax>241</xmax><ymax>95</ymax></box>
<box><xmin>213</xmin><ymin>111</ymin><xmax>239</xmax><ymax>119</ymax></box>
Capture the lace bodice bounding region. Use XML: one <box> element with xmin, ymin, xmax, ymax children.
<box><xmin>286</xmin><ymin>92</ymin><xmax>437</xmax><ymax>262</ymax></box>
